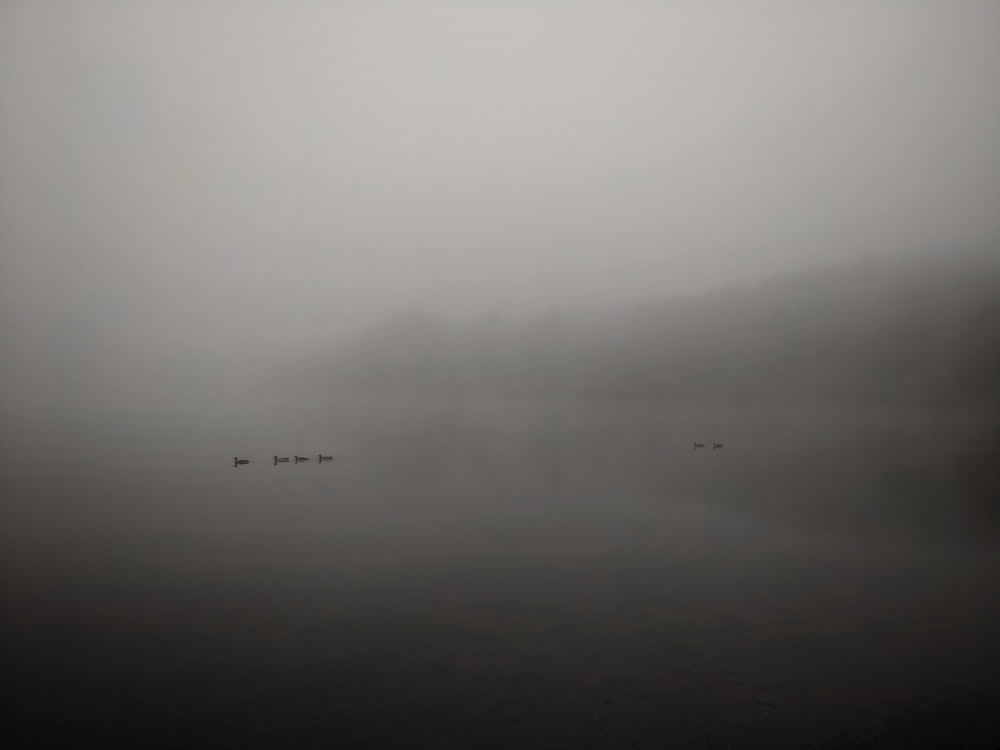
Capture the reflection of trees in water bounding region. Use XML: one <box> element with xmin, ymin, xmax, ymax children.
<box><xmin>338</xmin><ymin>397</ymin><xmax>997</xmax><ymax>542</ymax></box>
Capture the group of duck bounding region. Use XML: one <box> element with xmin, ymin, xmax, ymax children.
<box><xmin>693</xmin><ymin>442</ymin><xmax>725</xmax><ymax>449</ymax></box>
<box><xmin>233</xmin><ymin>455</ymin><xmax>335</xmax><ymax>467</ymax></box>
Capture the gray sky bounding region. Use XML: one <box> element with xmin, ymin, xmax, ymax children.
<box><xmin>2</xmin><ymin>1</ymin><xmax>999</xmax><ymax>410</ymax></box>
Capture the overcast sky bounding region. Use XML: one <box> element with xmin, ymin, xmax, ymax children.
<box><xmin>2</xmin><ymin>1</ymin><xmax>999</xmax><ymax>411</ymax></box>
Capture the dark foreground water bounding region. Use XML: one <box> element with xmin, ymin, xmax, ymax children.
<box><xmin>2</xmin><ymin>398</ymin><xmax>999</xmax><ymax>748</ymax></box>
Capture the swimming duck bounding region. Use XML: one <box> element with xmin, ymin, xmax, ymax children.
<box><xmin>273</xmin><ymin>456</ymin><xmax>290</xmax><ymax>463</ymax></box>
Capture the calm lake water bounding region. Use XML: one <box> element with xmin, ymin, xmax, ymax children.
<box><xmin>3</xmin><ymin>397</ymin><xmax>998</xmax><ymax>748</ymax></box>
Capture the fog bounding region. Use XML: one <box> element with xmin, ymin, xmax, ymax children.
<box><xmin>2</xmin><ymin>3</ymin><xmax>1000</xmax><ymax>748</ymax></box>
<box><xmin>3</xmin><ymin>1</ymin><xmax>1000</xmax><ymax>417</ymax></box>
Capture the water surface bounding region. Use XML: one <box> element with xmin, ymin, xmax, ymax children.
<box><xmin>3</xmin><ymin>398</ymin><xmax>998</xmax><ymax>748</ymax></box>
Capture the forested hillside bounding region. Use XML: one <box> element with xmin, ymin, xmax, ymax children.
<box><xmin>313</xmin><ymin>250</ymin><xmax>1000</xmax><ymax>407</ymax></box>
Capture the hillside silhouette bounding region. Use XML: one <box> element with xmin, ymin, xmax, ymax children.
<box><xmin>313</xmin><ymin>249</ymin><xmax>1000</xmax><ymax>408</ymax></box>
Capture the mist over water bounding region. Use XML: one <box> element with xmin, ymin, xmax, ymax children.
<box><xmin>3</xmin><ymin>2</ymin><xmax>1000</xmax><ymax>747</ymax></box>
<box><xmin>4</xmin><ymin>391</ymin><xmax>999</xmax><ymax>748</ymax></box>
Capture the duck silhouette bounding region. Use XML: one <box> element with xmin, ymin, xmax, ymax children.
<box><xmin>294</xmin><ymin>455</ymin><xmax>310</xmax><ymax>463</ymax></box>
<box><xmin>318</xmin><ymin>454</ymin><xmax>334</xmax><ymax>462</ymax></box>
<box><xmin>712</xmin><ymin>442</ymin><xmax>724</xmax><ymax>449</ymax></box>
<box><xmin>273</xmin><ymin>456</ymin><xmax>290</xmax><ymax>463</ymax></box>
<box><xmin>233</xmin><ymin>457</ymin><xmax>250</xmax><ymax>466</ymax></box>
<box><xmin>692</xmin><ymin>442</ymin><xmax>705</xmax><ymax>449</ymax></box>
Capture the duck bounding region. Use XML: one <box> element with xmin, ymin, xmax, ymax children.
<box><xmin>233</xmin><ymin>457</ymin><xmax>250</xmax><ymax>465</ymax></box>
<box><xmin>712</xmin><ymin>442</ymin><xmax>724</xmax><ymax>449</ymax></box>
<box><xmin>273</xmin><ymin>456</ymin><xmax>290</xmax><ymax>463</ymax></box>
<box><xmin>294</xmin><ymin>455</ymin><xmax>310</xmax><ymax>463</ymax></box>
<box><xmin>317</xmin><ymin>454</ymin><xmax>334</xmax><ymax>462</ymax></box>
<box><xmin>692</xmin><ymin>442</ymin><xmax>705</xmax><ymax>449</ymax></box>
